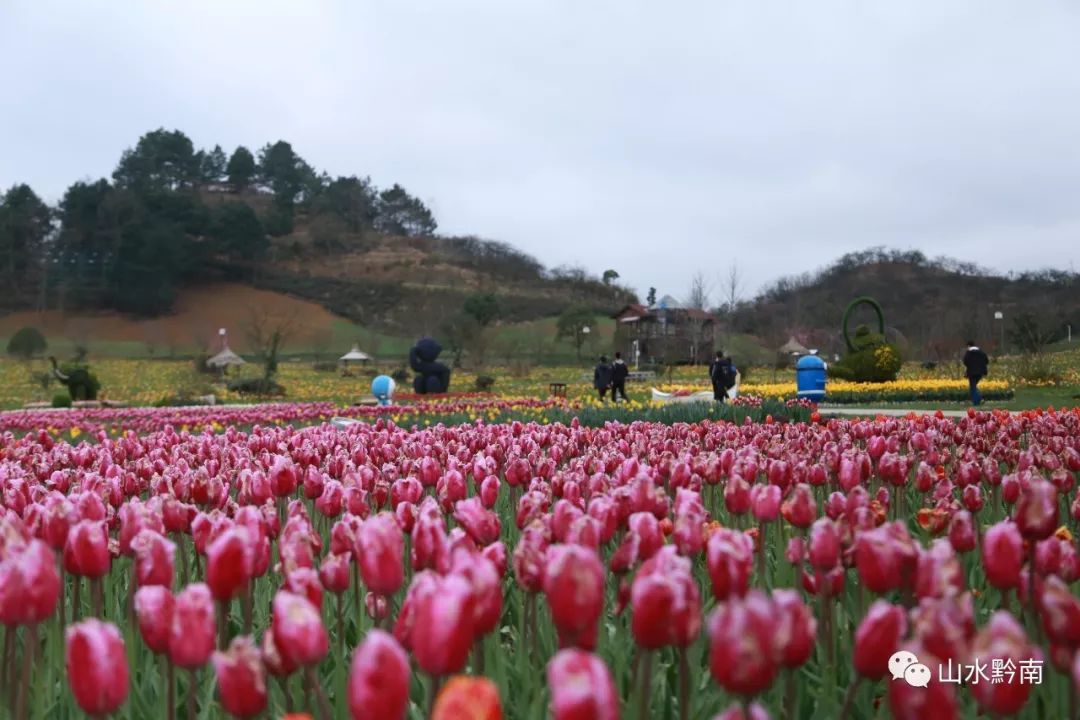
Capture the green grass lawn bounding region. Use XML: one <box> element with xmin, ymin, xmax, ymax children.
<box><xmin>824</xmin><ymin>385</ymin><xmax>1080</xmax><ymax>412</ymax></box>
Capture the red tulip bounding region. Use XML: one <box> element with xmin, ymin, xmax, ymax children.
<box><xmin>750</xmin><ymin>484</ymin><xmax>781</xmax><ymax>522</ymax></box>
<box><xmin>513</xmin><ymin>522</ymin><xmax>548</xmax><ymax>593</ymax></box>
<box><xmin>962</xmin><ymin>485</ymin><xmax>984</xmax><ymax>513</ymax></box>
<box><xmin>970</xmin><ymin>611</ymin><xmax>1040</xmax><ymax>717</ymax></box>
<box><xmin>724</xmin><ymin>476</ymin><xmax>751</xmax><ymax>515</ymax></box>
<box><xmin>887</xmin><ymin>642</ymin><xmax>958</xmax><ymax>720</ymax></box>
<box><xmin>319</xmin><ymin>551</ymin><xmax>351</xmax><ymax>595</ymax></box>
<box><xmin>481</xmin><ymin>540</ymin><xmax>507</xmax><ymax>578</ymax></box>
<box><xmin>42</xmin><ymin>493</ymin><xmax>75</xmax><ymax>550</ymax></box>
<box><xmin>808</xmin><ymin>517</ymin><xmax>840</xmax><ymax>570</ymax></box>
<box><xmin>359</xmin><ymin>512</ymin><xmax>405</xmax><ymax>596</ymax></box>
<box><xmin>261</xmin><ymin>626</ymin><xmax>297</xmax><ymax>678</ymax></box>
<box><xmin>392</xmin><ymin>569</ymin><xmax>437</xmax><ymax>647</ymax></box>
<box><xmin>348</xmin><ymin>629</ymin><xmax>410</xmax><ymax>720</ymax></box>
<box><xmin>169</xmin><ymin>583</ymin><xmax>216</xmax><ymax>669</ymax></box>
<box><xmin>546</xmin><ymin>649</ymin><xmax>619</xmax><ymax>720</ymax></box>
<box><xmin>5</xmin><ymin>539</ymin><xmax>60</xmax><ymax>625</ymax></box>
<box><xmin>708</xmin><ymin>590</ymin><xmax>779</xmax><ymax>696</ymax></box>
<box><xmin>672</xmin><ymin>489</ymin><xmax>706</xmax><ymax>557</ymax></box>
<box><xmin>65</xmin><ymin>619</ymin><xmax>129</xmax><ymax>716</ymax></box>
<box><xmin>480</xmin><ymin>476</ymin><xmax>500</xmax><ymax>509</ymax></box>
<box><xmin>1014</xmin><ymin>478</ymin><xmax>1058</xmax><ymax>540</ymax></box>
<box><xmin>132</xmin><ymin>529</ymin><xmax>176</xmax><ymax>589</ymax></box>
<box><xmin>269</xmin><ymin>456</ymin><xmax>298</xmax><ymax>497</ymax></box>
<box><xmin>947</xmin><ymin>510</ymin><xmax>976</xmax><ymax>554</ymax></box>
<box><xmin>543</xmin><ymin>544</ymin><xmax>604</xmax><ymax>649</ymax></box>
<box><xmin>982</xmin><ymin>521</ymin><xmax>1024</xmax><ymax>590</ymax></box>
<box><xmin>450</xmin><ymin>548</ymin><xmax>503</xmax><ymax>636</ymax></box>
<box><xmin>454</xmin><ymin>497</ymin><xmax>502</xmax><ymax>547</ymax></box>
<box><xmin>1039</xmin><ymin>575</ymin><xmax>1080</xmax><ymax>646</ymax></box>
<box><xmin>631</xmin><ymin>547</ymin><xmax>701</xmax><ymax>649</ymax></box>
<box><xmin>911</xmin><ymin>592</ymin><xmax>976</xmax><ymax>665</ymax></box>
<box><xmin>914</xmin><ymin>539</ymin><xmax>964</xmax><ymax>600</ymax></box>
<box><xmin>853</xmin><ymin>600</ymin><xmax>906</xmax><ymax>679</ymax></box>
<box><xmin>134</xmin><ymin>585</ymin><xmax>174</xmax><ymax>654</ymax></box>
<box><xmin>630</xmin><ymin>568</ymin><xmax>678</xmax><ymax>650</ymax></box>
<box><xmin>271</xmin><ymin>590</ymin><xmax>328</xmax><ymax>668</ymax></box>
<box><xmin>712</xmin><ymin>703</ymin><xmax>772</xmax><ymax>720</ymax></box>
<box><xmin>628</xmin><ymin>512</ymin><xmax>663</xmax><ymax>560</ymax></box>
<box><xmin>284</xmin><ymin>567</ymin><xmax>325</xmax><ymax>611</ymax></box>
<box><xmin>63</xmin><ymin>519</ymin><xmax>110</xmax><ymax>578</ymax></box>
<box><xmin>1001</xmin><ymin>475</ymin><xmax>1021</xmax><ymax>505</ymax></box>
<box><xmin>364</xmin><ymin>591</ymin><xmax>387</xmax><ymax>621</ymax></box>
<box><xmin>1073</xmin><ymin>650</ymin><xmax>1080</xmax><ymax>695</ymax></box>
<box><xmin>785</xmin><ymin>537</ymin><xmax>804</xmax><ymax>565</ymax></box>
<box><xmin>206</xmin><ymin>527</ymin><xmax>254</xmax><ymax>602</ymax></box>
<box><xmin>800</xmin><ymin>565</ymin><xmax>846</xmax><ymax>598</ymax></box>
<box><xmin>118</xmin><ymin>499</ymin><xmax>165</xmax><ymax>557</ymax></box>
<box><xmin>431</xmin><ymin>676</ymin><xmax>503</xmax><ymax>720</ymax></box>
<box><xmin>412</xmin><ymin>573</ymin><xmax>476</xmax><ymax>676</ymax></box>
<box><xmin>705</xmin><ymin>528</ymin><xmax>753</xmax><ymax>601</ymax></box>
<box><xmin>780</xmin><ymin>483</ymin><xmax>816</xmax><ymax>528</ymax></box>
<box><xmin>773</xmin><ymin>589</ymin><xmax>816</xmax><ymax>668</ymax></box>
<box><xmin>315</xmin><ymin>481</ymin><xmax>344</xmax><ymax>518</ymax></box>
<box><xmin>212</xmin><ymin>635</ymin><xmax>268</xmax><ymax>718</ymax></box>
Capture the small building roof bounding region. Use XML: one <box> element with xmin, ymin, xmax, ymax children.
<box><xmin>656</xmin><ymin>294</ymin><xmax>682</xmax><ymax>310</ymax></box>
<box><xmin>339</xmin><ymin>346</ymin><xmax>372</xmax><ymax>362</ymax></box>
<box><xmin>778</xmin><ymin>336</ymin><xmax>809</xmax><ymax>355</ymax></box>
<box><xmin>206</xmin><ymin>346</ymin><xmax>246</xmax><ymax>368</ymax></box>
<box><xmin>612</xmin><ymin>303</ymin><xmax>650</xmax><ymax>320</ymax></box>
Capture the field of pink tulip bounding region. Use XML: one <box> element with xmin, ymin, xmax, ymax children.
<box><xmin>1</xmin><ymin>406</ymin><xmax>1079</xmax><ymax>719</ymax></box>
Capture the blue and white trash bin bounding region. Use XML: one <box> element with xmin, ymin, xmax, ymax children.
<box><xmin>795</xmin><ymin>353</ymin><xmax>827</xmax><ymax>402</ymax></box>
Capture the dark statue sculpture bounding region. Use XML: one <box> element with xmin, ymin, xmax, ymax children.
<box><xmin>409</xmin><ymin>338</ymin><xmax>451</xmax><ymax>394</ymax></box>
<box><xmin>49</xmin><ymin>356</ymin><xmax>101</xmax><ymax>400</ymax></box>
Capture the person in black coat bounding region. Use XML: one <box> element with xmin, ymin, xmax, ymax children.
<box><xmin>611</xmin><ymin>352</ymin><xmax>630</xmax><ymax>402</ymax></box>
<box><xmin>962</xmin><ymin>340</ymin><xmax>990</xmax><ymax>406</ymax></box>
<box><xmin>593</xmin><ymin>355</ymin><xmax>613</xmax><ymax>401</ymax></box>
<box><xmin>709</xmin><ymin>350</ymin><xmax>735</xmax><ymax>402</ymax></box>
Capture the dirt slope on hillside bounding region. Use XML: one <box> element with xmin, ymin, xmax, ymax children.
<box><xmin>0</xmin><ymin>284</ymin><xmax>351</xmax><ymax>350</ymax></box>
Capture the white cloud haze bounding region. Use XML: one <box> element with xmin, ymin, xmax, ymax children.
<box><xmin>2</xmin><ymin>0</ymin><xmax>1079</xmax><ymax>302</ymax></box>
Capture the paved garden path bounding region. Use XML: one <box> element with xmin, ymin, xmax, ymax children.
<box><xmin>820</xmin><ymin>407</ymin><xmax>969</xmax><ymax>418</ymax></box>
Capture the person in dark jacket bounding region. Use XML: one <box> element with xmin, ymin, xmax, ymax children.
<box><xmin>962</xmin><ymin>340</ymin><xmax>990</xmax><ymax>406</ymax></box>
<box><xmin>611</xmin><ymin>352</ymin><xmax>630</xmax><ymax>402</ymax></box>
<box><xmin>593</xmin><ymin>355</ymin><xmax>613</xmax><ymax>401</ymax></box>
<box><xmin>709</xmin><ymin>350</ymin><xmax>735</xmax><ymax>402</ymax></box>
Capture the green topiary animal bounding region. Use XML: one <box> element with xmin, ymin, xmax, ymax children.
<box><xmin>48</xmin><ymin>356</ymin><xmax>101</xmax><ymax>401</ymax></box>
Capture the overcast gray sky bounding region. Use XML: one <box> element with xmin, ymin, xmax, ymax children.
<box><xmin>3</xmin><ymin>0</ymin><xmax>1079</xmax><ymax>303</ymax></box>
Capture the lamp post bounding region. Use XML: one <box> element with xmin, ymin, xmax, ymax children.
<box><xmin>580</xmin><ymin>326</ymin><xmax>590</xmax><ymax>362</ymax></box>
<box><xmin>993</xmin><ymin>312</ymin><xmax>1004</xmax><ymax>354</ymax></box>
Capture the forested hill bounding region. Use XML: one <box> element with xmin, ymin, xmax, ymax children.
<box><xmin>728</xmin><ymin>248</ymin><xmax>1080</xmax><ymax>360</ymax></box>
<box><xmin>0</xmin><ymin>128</ymin><xmax>634</xmax><ymax>332</ymax></box>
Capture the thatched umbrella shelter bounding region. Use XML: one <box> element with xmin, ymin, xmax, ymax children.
<box><xmin>206</xmin><ymin>329</ymin><xmax>246</xmax><ymax>375</ymax></box>
<box><xmin>339</xmin><ymin>345</ymin><xmax>372</xmax><ymax>366</ymax></box>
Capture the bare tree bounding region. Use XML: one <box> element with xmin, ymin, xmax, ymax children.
<box><xmin>189</xmin><ymin>322</ymin><xmax>216</xmax><ymax>355</ymax></box>
<box><xmin>245</xmin><ymin>307</ymin><xmax>299</xmax><ymax>382</ymax></box>
<box><xmin>685</xmin><ymin>271</ymin><xmax>712</xmax><ymax>310</ymax></box>
<box><xmin>719</xmin><ymin>263</ymin><xmax>744</xmax><ymax>314</ymax></box>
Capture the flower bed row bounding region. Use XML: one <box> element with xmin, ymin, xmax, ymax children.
<box><xmin>0</xmin><ymin>396</ymin><xmax>814</xmax><ymax>437</ymax></box>
<box><xmin>655</xmin><ymin>379</ymin><xmax>1016</xmax><ymax>405</ymax></box>
<box><xmin>0</xmin><ymin>408</ymin><xmax>1078</xmax><ymax>719</ymax></box>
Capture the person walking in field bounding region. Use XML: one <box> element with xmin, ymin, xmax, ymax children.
<box><xmin>709</xmin><ymin>350</ymin><xmax>736</xmax><ymax>403</ymax></box>
<box><xmin>962</xmin><ymin>340</ymin><xmax>989</xmax><ymax>406</ymax></box>
<box><xmin>611</xmin><ymin>352</ymin><xmax>630</xmax><ymax>402</ymax></box>
<box><xmin>593</xmin><ymin>355</ymin><xmax>614</xmax><ymax>401</ymax></box>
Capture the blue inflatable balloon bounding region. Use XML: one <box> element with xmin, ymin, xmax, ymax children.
<box><xmin>371</xmin><ymin>375</ymin><xmax>396</xmax><ymax>406</ymax></box>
